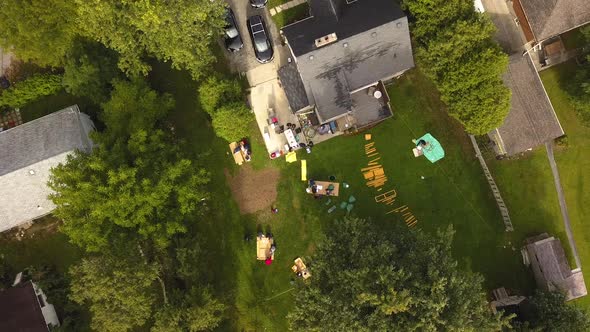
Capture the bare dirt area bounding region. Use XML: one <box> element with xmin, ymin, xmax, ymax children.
<box><xmin>224</xmin><ymin>164</ymin><xmax>280</xmax><ymax>214</ymax></box>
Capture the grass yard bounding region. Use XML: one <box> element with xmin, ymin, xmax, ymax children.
<box><xmin>268</xmin><ymin>0</ymin><xmax>294</xmax><ymax>9</ymax></box>
<box><xmin>149</xmin><ymin>62</ymin><xmax>537</xmax><ymax>329</ymax></box>
<box><xmin>271</xmin><ymin>3</ymin><xmax>310</xmax><ymax>29</ymax></box>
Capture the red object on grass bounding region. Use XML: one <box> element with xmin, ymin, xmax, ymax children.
<box><xmin>265</xmin><ymin>258</ymin><xmax>272</xmax><ymax>265</ymax></box>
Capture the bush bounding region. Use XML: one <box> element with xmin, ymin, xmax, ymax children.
<box><xmin>211</xmin><ymin>102</ymin><xmax>252</xmax><ymax>142</ymax></box>
<box><xmin>198</xmin><ymin>76</ymin><xmax>242</xmax><ymax>115</ymax></box>
<box><xmin>0</xmin><ymin>74</ymin><xmax>63</xmax><ymax>108</ymax></box>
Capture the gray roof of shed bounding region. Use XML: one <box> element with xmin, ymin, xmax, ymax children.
<box><xmin>0</xmin><ymin>105</ymin><xmax>94</xmax><ymax>176</ymax></box>
<box><xmin>278</xmin><ymin>62</ymin><xmax>310</xmax><ymax>112</ymax></box>
<box><xmin>492</xmin><ymin>54</ymin><xmax>563</xmax><ymax>155</ymax></box>
<box><xmin>525</xmin><ymin>234</ymin><xmax>587</xmax><ymax>300</ymax></box>
<box><xmin>519</xmin><ymin>0</ymin><xmax>590</xmax><ymax>41</ymax></box>
<box><xmin>282</xmin><ymin>0</ymin><xmax>414</xmax><ymax>122</ymax></box>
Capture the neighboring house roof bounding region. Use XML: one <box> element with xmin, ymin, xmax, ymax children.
<box><xmin>0</xmin><ymin>105</ymin><xmax>94</xmax><ymax>233</ymax></box>
<box><xmin>0</xmin><ymin>281</ymin><xmax>49</xmax><ymax>332</ymax></box>
<box><xmin>281</xmin><ymin>0</ymin><xmax>414</xmax><ymax>123</ymax></box>
<box><xmin>525</xmin><ymin>233</ymin><xmax>587</xmax><ymax>301</ymax></box>
<box><xmin>490</xmin><ymin>54</ymin><xmax>563</xmax><ymax>155</ymax></box>
<box><xmin>518</xmin><ymin>0</ymin><xmax>590</xmax><ymax>42</ymax></box>
<box><xmin>278</xmin><ymin>62</ymin><xmax>309</xmax><ymax>112</ymax></box>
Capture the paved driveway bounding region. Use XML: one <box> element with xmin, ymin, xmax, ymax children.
<box><xmin>224</xmin><ymin>0</ymin><xmax>290</xmax><ymax>86</ymax></box>
<box><xmin>480</xmin><ymin>0</ymin><xmax>526</xmax><ymax>54</ymax></box>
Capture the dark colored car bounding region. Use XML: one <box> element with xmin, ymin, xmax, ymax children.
<box><xmin>224</xmin><ymin>8</ymin><xmax>243</xmax><ymax>52</ymax></box>
<box><xmin>249</xmin><ymin>0</ymin><xmax>268</xmax><ymax>8</ymax></box>
<box><xmin>247</xmin><ymin>15</ymin><xmax>274</xmax><ymax>63</ymax></box>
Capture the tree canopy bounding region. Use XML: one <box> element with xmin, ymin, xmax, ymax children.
<box><xmin>563</xmin><ymin>26</ymin><xmax>590</xmax><ymax>125</ymax></box>
<box><xmin>75</xmin><ymin>0</ymin><xmax>226</xmax><ymax>79</ymax></box>
<box><xmin>403</xmin><ymin>0</ymin><xmax>511</xmax><ymax>134</ymax></box>
<box><xmin>516</xmin><ymin>290</ymin><xmax>590</xmax><ymax>332</ymax></box>
<box><xmin>49</xmin><ymin>79</ymin><xmax>210</xmax><ymax>252</ymax></box>
<box><xmin>287</xmin><ymin>217</ymin><xmax>509</xmax><ymax>331</ymax></box>
<box><xmin>0</xmin><ymin>0</ymin><xmax>77</xmax><ymax>66</ymax></box>
<box><xmin>69</xmin><ymin>253</ymin><xmax>160</xmax><ymax>332</ymax></box>
<box><xmin>198</xmin><ymin>75</ymin><xmax>253</xmax><ymax>142</ymax></box>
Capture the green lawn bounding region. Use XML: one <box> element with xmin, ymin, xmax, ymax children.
<box><xmin>540</xmin><ymin>61</ymin><xmax>590</xmax><ymax>308</ymax></box>
<box><xmin>271</xmin><ymin>3</ymin><xmax>310</xmax><ymax>29</ymax></box>
<box><xmin>147</xmin><ymin>63</ymin><xmax>536</xmax><ymax>329</ymax></box>
<box><xmin>268</xmin><ymin>0</ymin><xmax>294</xmax><ymax>9</ymax></box>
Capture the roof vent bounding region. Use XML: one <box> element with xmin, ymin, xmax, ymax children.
<box><xmin>396</xmin><ymin>22</ymin><xmax>402</xmax><ymax>28</ymax></box>
<box><xmin>315</xmin><ymin>33</ymin><xmax>338</xmax><ymax>48</ymax></box>
<box><xmin>28</xmin><ymin>169</ymin><xmax>35</xmax><ymax>175</ymax></box>
<box><xmin>343</xmin><ymin>42</ymin><xmax>348</xmax><ymax>48</ymax></box>
<box><xmin>371</xmin><ymin>32</ymin><xmax>377</xmax><ymax>38</ymax></box>
<box><xmin>309</xmin><ymin>55</ymin><xmax>314</xmax><ymax>60</ymax></box>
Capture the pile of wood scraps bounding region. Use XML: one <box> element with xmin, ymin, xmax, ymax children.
<box><xmin>362</xmin><ymin>134</ymin><xmax>418</xmax><ymax>228</ymax></box>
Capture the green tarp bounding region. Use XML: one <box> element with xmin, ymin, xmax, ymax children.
<box><xmin>416</xmin><ymin>133</ymin><xmax>444</xmax><ymax>163</ymax></box>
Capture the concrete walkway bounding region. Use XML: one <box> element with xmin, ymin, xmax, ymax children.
<box><xmin>546</xmin><ymin>141</ymin><xmax>582</xmax><ymax>270</ymax></box>
<box><xmin>269</xmin><ymin>0</ymin><xmax>306</xmax><ymax>16</ymax></box>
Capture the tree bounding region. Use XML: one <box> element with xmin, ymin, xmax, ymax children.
<box><xmin>562</xmin><ymin>26</ymin><xmax>590</xmax><ymax>125</ymax></box>
<box><xmin>75</xmin><ymin>0</ymin><xmax>227</xmax><ymax>79</ymax></box>
<box><xmin>0</xmin><ymin>0</ymin><xmax>77</xmax><ymax>66</ymax></box>
<box><xmin>522</xmin><ymin>290</ymin><xmax>590</xmax><ymax>331</ymax></box>
<box><xmin>211</xmin><ymin>102</ymin><xmax>253</xmax><ymax>142</ymax></box>
<box><xmin>198</xmin><ymin>76</ymin><xmax>243</xmax><ymax>115</ymax></box>
<box><xmin>49</xmin><ymin>79</ymin><xmax>210</xmax><ymax>252</ymax></box>
<box><xmin>0</xmin><ymin>73</ymin><xmax>63</xmax><ymax>108</ymax></box>
<box><xmin>403</xmin><ymin>0</ymin><xmax>510</xmax><ymax>134</ymax></box>
<box><xmin>62</xmin><ymin>39</ymin><xmax>120</xmax><ymax>104</ymax></box>
<box><xmin>152</xmin><ymin>288</ymin><xmax>226</xmax><ymax>332</ymax></box>
<box><xmin>287</xmin><ymin>217</ymin><xmax>509</xmax><ymax>331</ymax></box>
<box><xmin>69</xmin><ymin>254</ymin><xmax>159</xmax><ymax>332</ymax></box>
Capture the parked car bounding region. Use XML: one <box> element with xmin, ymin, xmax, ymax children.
<box><xmin>224</xmin><ymin>8</ymin><xmax>243</xmax><ymax>52</ymax></box>
<box><xmin>249</xmin><ymin>0</ymin><xmax>268</xmax><ymax>8</ymax></box>
<box><xmin>247</xmin><ymin>15</ymin><xmax>274</xmax><ymax>63</ymax></box>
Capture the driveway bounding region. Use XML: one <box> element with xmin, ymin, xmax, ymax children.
<box><xmin>223</xmin><ymin>0</ymin><xmax>299</xmax><ymax>155</ymax></box>
<box><xmin>480</xmin><ymin>0</ymin><xmax>527</xmax><ymax>54</ymax></box>
<box><xmin>224</xmin><ymin>0</ymin><xmax>290</xmax><ymax>86</ymax></box>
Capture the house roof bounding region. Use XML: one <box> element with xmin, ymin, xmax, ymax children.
<box><xmin>492</xmin><ymin>54</ymin><xmax>563</xmax><ymax>155</ymax></box>
<box><xmin>525</xmin><ymin>234</ymin><xmax>587</xmax><ymax>301</ymax></box>
<box><xmin>278</xmin><ymin>62</ymin><xmax>310</xmax><ymax>112</ymax></box>
<box><xmin>0</xmin><ymin>105</ymin><xmax>94</xmax><ymax>177</ymax></box>
<box><xmin>518</xmin><ymin>0</ymin><xmax>590</xmax><ymax>41</ymax></box>
<box><xmin>0</xmin><ymin>105</ymin><xmax>94</xmax><ymax>232</ymax></box>
<box><xmin>0</xmin><ymin>281</ymin><xmax>48</xmax><ymax>332</ymax></box>
<box><xmin>282</xmin><ymin>0</ymin><xmax>414</xmax><ymax>123</ymax></box>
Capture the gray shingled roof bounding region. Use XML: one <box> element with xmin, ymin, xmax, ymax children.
<box><xmin>278</xmin><ymin>62</ymin><xmax>310</xmax><ymax>112</ymax></box>
<box><xmin>519</xmin><ymin>0</ymin><xmax>590</xmax><ymax>41</ymax></box>
<box><xmin>0</xmin><ymin>105</ymin><xmax>94</xmax><ymax>176</ymax></box>
<box><xmin>525</xmin><ymin>234</ymin><xmax>587</xmax><ymax>301</ymax></box>
<box><xmin>282</xmin><ymin>0</ymin><xmax>414</xmax><ymax>123</ymax></box>
<box><xmin>0</xmin><ymin>105</ymin><xmax>94</xmax><ymax>232</ymax></box>
<box><xmin>492</xmin><ymin>54</ymin><xmax>563</xmax><ymax>155</ymax></box>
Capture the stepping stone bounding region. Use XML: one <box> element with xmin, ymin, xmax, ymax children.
<box><xmin>270</xmin><ymin>8</ymin><xmax>277</xmax><ymax>15</ymax></box>
<box><xmin>283</xmin><ymin>2</ymin><xmax>292</xmax><ymax>9</ymax></box>
<box><xmin>340</xmin><ymin>201</ymin><xmax>348</xmax><ymax>209</ymax></box>
<box><xmin>276</xmin><ymin>6</ymin><xmax>282</xmax><ymax>13</ymax></box>
<box><xmin>328</xmin><ymin>205</ymin><xmax>337</xmax><ymax>213</ymax></box>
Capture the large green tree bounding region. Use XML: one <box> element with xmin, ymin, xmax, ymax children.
<box><xmin>287</xmin><ymin>217</ymin><xmax>509</xmax><ymax>331</ymax></box>
<box><xmin>563</xmin><ymin>26</ymin><xmax>590</xmax><ymax>125</ymax></box>
<box><xmin>49</xmin><ymin>79</ymin><xmax>209</xmax><ymax>252</ymax></box>
<box><xmin>0</xmin><ymin>0</ymin><xmax>77</xmax><ymax>66</ymax></box>
<box><xmin>75</xmin><ymin>0</ymin><xmax>226</xmax><ymax>79</ymax></box>
<box><xmin>403</xmin><ymin>0</ymin><xmax>510</xmax><ymax>134</ymax></box>
<box><xmin>62</xmin><ymin>39</ymin><xmax>120</xmax><ymax>104</ymax></box>
<box><xmin>69</xmin><ymin>253</ymin><xmax>160</xmax><ymax>332</ymax></box>
<box><xmin>517</xmin><ymin>290</ymin><xmax>590</xmax><ymax>331</ymax></box>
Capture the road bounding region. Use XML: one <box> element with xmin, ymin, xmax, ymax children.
<box><xmin>546</xmin><ymin>142</ymin><xmax>581</xmax><ymax>270</ymax></box>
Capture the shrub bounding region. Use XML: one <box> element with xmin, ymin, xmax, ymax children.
<box><xmin>0</xmin><ymin>74</ymin><xmax>63</xmax><ymax>108</ymax></box>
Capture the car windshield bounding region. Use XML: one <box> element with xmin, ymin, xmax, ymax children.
<box><xmin>255</xmin><ymin>37</ymin><xmax>269</xmax><ymax>52</ymax></box>
<box><xmin>225</xmin><ymin>26</ymin><xmax>238</xmax><ymax>38</ymax></box>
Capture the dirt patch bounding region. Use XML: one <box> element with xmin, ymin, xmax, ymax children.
<box><xmin>224</xmin><ymin>164</ymin><xmax>280</xmax><ymax>214</ymax></box>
